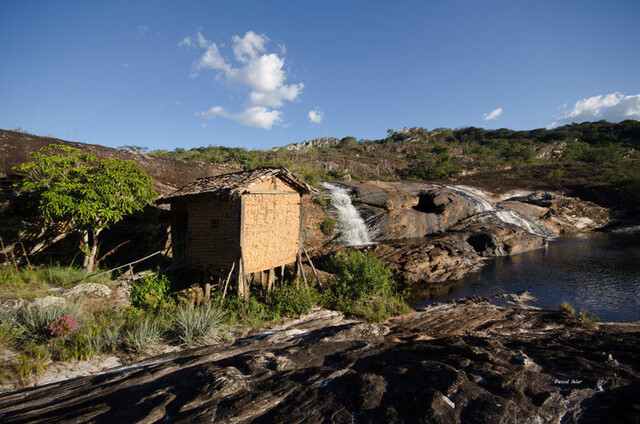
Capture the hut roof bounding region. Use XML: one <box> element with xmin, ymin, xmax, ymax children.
<box><xmin>157</xmin><ymin>167</ymin><xmax>318</xmax><ymax>204</ymax></box>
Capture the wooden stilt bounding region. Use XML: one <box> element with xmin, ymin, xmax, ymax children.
<box><xmin>302</xmin><ymin>246</ymin><xmax>323</xmax><ymax>289</ymax></box>
<box><xmin>297</xmin><ymin>251</ymin><xmax>308</xmax><ymax>288</ymax></box>
<box><xmin>267</xmin><ymin>268</ymin><xmax>275</xmax><ymax>293</ymax></box>
<box><xmin>222</xmin><ymin>260</ymin><xmax>236</xmax><ymax>300</ymax></box>
<box><xmin>204</xmin><ymin>280</ymin><xmax>211</xmax><ymax>300</ymax></box>
<box><xmin>238</xmin><ymin>251</ymin><xmax>246</xmax><ymax>300</ymax></box>
<box><xmin>279</xmin><ymin>264</ymin><xmax>285</xmax><ymax>284</ymax></box>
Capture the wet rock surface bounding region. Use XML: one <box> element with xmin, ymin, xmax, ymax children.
<box><xmin>1</xmin><ymin>301</ymin><xmax>638</xmax><ymax>423</ymax></box>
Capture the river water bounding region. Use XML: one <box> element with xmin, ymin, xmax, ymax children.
<box><xmin>416</xmin><ymin>233</ymin><xmax>640</xmax><ymax>322</ymax></box>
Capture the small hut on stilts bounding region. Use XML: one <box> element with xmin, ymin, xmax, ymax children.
<box><xmin>157</xmin><ymin>167</ymin><xmax>318</xmax><ymax>300</ymax></box>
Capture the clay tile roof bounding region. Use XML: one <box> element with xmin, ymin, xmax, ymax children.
<box><xmin>157</xmin><ymin>167</ymin><xmax>318</xmax><ymax>203</ymax></box>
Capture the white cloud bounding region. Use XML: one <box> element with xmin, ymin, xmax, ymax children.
<box><xmin>549</xmin><ymin>92</ymin><xmax>640</xmax><ymax>127</ymax></box>
<box><xmin>122</xmin><ymin>62</ymin><xmax>129</xmax><ymax>68</ymax></box>
<box><xmin>483</xmin><ymin>107</ymin><xmax>503</xmax><ymax>121</ymax></box>
<box><xmin>185</xmin><ymin>30</ymin><xmax>303</xmax><ymax>129</ymax></box>
<box><xmin>197</xmin><ymin>106</ymin><xmax>230</xmax><ymax>119</ymax></box>
<box><xmin>235</xmin><ymin>107</ymin><xmax>283</xmax><ymax>129</ymax></box>
<box><xmin>197</xmin><ymin>106</ymin><xmax>282</xmax><ymax>130</ymax></box>
<box><xmin>138</xmin><ymin>25</ymin><xmax>149</xmax><ymax>35</ymax></box>
<box><xmin>232</xmin><ymin>31</ymin><xmax>267</xmax><ymax>63</ymax></box>
<box><xmin>249</xmin><ymin>83</ymin><xmax>304</xmax><ymax>107</ymax></box>
<box><xmin>178</xmin><ymin>36</ymin><xmax>193</xmax><ymax>48</ymax></box>
<box><xmin>308</xmin><ymin>108</ymin><xmax>324</xmax><ymax>124</ymax></box>
<box><xmin>175</xmin><ymin>101</ymin><xmax>184</xmax><ymax>107</ymax></box>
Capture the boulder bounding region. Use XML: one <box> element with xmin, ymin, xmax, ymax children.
<box><xmin>370</xmin><ymin>235</ymin><xmax>480</xmax><ymax>284</ymax></box>
<box><xmin>463</xmin><ymin>225</ymin><xmax>546</xmax><ymax>257</ymax></box>
<box><xmin>29</xmin><ymin>296</ymin><xmax>66</xmax><ymax>309</ymax></box>
<box><xmin>63</xmin><ymin>283</ymin><xmax>112</xmax><ymax>299</ymax></box>
<box><xmin>0</xmin><ymin>298</ymin><xmax>28</xmax><ymax>311</ymax></box>
<box><xmin>505</xmin><ymin>191</ymin><xmax>610</xmax><ymax>233</ymax></box>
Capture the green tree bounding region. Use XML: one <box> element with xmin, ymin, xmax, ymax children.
<box><xmin>14</xmin><ymin>145</ymin><xmax>157</xmax><ymax>271</ymax></box>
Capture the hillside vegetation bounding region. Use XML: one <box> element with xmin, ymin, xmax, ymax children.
<box><xmin>150</xmin><ymin>120</ymin><xmax>640</xmax><ymax>213</ymax></box>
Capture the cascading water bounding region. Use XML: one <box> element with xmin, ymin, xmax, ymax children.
<box><xmin>443</xmin><ymin>185</ymin><xmax>494</xmax><ymax>213</ymax></box>
<box><xmin>443</xmin><ymin>185</ymin><xmax>554</xmax><ymax>239</ymax></box>
<box><xmin>321</xmin><ymin>182</ymin><xmax>373</xmax><ymax>246</ymax></box>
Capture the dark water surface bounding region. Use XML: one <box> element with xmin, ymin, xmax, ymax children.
<box><xmin>416</xmin><ymin>233</ymin><xmax>640</xmax><ymax>322</ymax></box>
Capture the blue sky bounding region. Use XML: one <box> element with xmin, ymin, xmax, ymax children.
<box><xmin>1</xmin><ymin>0</ymin><xmax>639</xmax><ymax>151</ymax></box>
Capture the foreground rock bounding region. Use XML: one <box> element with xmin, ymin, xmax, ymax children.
<box><xmin>1</xmin><ymin>300</ymin><xmax>638</xmax><ymax>423</ymax></box>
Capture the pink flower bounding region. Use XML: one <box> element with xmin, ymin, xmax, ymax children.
<box><xmin>47</xmin><ymin>314</ymin><xmax>79</xmax><ymax>337</ymax></box>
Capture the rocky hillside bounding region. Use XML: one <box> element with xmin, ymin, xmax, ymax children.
<box><xmin>0</xmin><ymin>129</ymin><xmax>239</xmax><ymax>196</ymax></box>
<box><xmin>0</xmin><ymin>296</ymin><xmax>638</xmax><ymax>423</ymax></box>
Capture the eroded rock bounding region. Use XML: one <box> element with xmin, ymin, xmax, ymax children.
<box><xmin>2</xmin><ymin>301</ymin><xmax>637</xmax><ymax>423</ymax></box>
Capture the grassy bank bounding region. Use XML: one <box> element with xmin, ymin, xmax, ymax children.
<box><xmin>0</xmin><ymin>252</ymin><xmax>410</xmax><ymax>387</ymax></box>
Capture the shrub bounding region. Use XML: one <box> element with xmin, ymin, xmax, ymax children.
<box><xmin>326</xmin><ymin>251</ymin><xmax>394</xmax><ymax>301</ymax></box>
<box><xmin>319</xmin><ymin>218</ymin><xmax>335</xmax><ymax>236</ymax></box>
<box><xmin>267</xmin><ymin>282</ymin><xmax>320</xmax><ymax>319</ymax></box>
<box><xmin>323</xmin><ymin>251</ymin><xmax>410</xmax><ymax>322</ymax></box>
<box><xmin>130</xmin><ymin>271</ymin><xmax>171</xmax><ymax>310</ymax></box>
<box><xmin>348</xmin><ymin>295</ymin><xmax>411</xmax><ymax>323</ymax></box>
<box><xmin>558</xmin><ymin>301</ymin><xmax>575</xmax><ymax>315</ymax></box>
<box><xmin>578</xmin><ymin>309</ymin><xmax>600</xmax><ymax>327</ymax></box>
<box><xmin>172</xmin><ymin>303</ymin><xmax>224</xmax><ymax>345</ymax></box>
<box><xmin>220</xmin><ymin>295</ymin><xmax>271</xmax><ymax>327</ymax></box>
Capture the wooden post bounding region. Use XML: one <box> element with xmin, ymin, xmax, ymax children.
<box><xmin>260</xmin><ymin>270</ymin><xmax>266</xmax><ymax>292</ymax></box>
<box><xmin>204</xmin><ymin>280</ymin><xmax>211</xmax><ymax>300</ymax></box>
<box><xmin>303</xmin><ymin>246</ymin><xmax>323</xmax><ymax>289</ymax></box>
<box><xmin>297</xmin><ymin>251</ymin><xmax>308</xmax><ymax>288</ymax></box>
<box><xmin>279</xmin><ymin>264</ymin><xmax>285</xmax><ymax>284</ymax></box>
<box><xmin>239</xmin><ymin>196</ymin><xmax>249</xmax><ymax>302</ymax></box>
<box><xmin>222</xmin><ymin>260</ymin><xmax>236</xmax><ymax>300</ymax></box>
<box><xmin>267</xmin><ymin>268</ymin><xmax>275</xmax><ymax>293</ymax></box>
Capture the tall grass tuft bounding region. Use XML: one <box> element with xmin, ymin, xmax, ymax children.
<box><xmin>173</xmin><ymin>303</ymin><xmax>224</xmax><ymax>345</ymax></box>
<box><xmin>15</xmin><ymin>300</ymin><xmax>84</xmax><ymax>342</ymax></box>
<box><xmin>124</xmin><ymin>317</ymin><xmax>162</xmax><ymax>353</ymax></box>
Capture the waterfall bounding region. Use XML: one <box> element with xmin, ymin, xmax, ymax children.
<box><xmin>442</xmin><ymin>185</ymin><xmax>494</xmax><ymax>213</ymax></box>
<box><xmin>444</xmin><ymin>185</ymin><xmax>553</xmax><ymax>239</ymax></box>
<box><xmin>321</xmin><ymin>182</ymin><xmax>373</xmax><ymax>246</ymax></box>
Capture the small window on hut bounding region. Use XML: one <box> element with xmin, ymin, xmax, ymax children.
<box><xmin>210</xmin><ymin>219</ymin><xmax>219</xmax><ymax>231</ymax></box>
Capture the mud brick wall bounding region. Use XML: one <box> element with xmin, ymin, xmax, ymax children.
<box><xmin>247</xmin><ymin>177</ymin><xmax>296</xmax><ymax>192</ymax></box>
<box><xmin>187</xmin><ymin>196</ymin><xmax>240</xmax><ymax>270</ymax></box>
<box><xmin>242</xmin><ymin>192</ymin><xmax>300</xmax><ymax>273</ymax></box>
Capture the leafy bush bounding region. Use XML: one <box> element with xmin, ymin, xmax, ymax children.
<box><xmin>130</xmin><ymin>271</ymin><xmax>171</xmax><ymax>310</ymax></box>
<box><xmin>267</xmin><ymin>283</ymin><xmax>320</xmax><ymax>319</ymax></box>
<box><xmin>323</xmin><ymin>251</ymin><xmax>410</xmax><ymax>322</ymax></box>
<box><xmin>326</xmin><ymin>251</ymin><xmax>394</xmax><ymax>301</ymax></box>
<box><xmin>172</xmin><ymin>303</ymin><xmax>224</xmax><ymax>345</ymax></box>
<box><xmin>319</xmin><ymin>218</ymin><xmax>335</xmax><ymax>236</ymax></box>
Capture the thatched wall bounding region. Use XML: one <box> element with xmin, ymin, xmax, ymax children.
<box><xmin>242</xmin><ymin>191</ymin><xmax>300</xmax><ymax>273</ymax></box>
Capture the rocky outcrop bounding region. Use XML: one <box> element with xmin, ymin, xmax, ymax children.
<box><xmin>363</xmin><ymin>224</ymin><xmax>545</xmax><ymax>286</ymax></box>
<box><xmin>1</xmin><ymin>300</ymin><xmax>638</xmax><ymax>423</ymax></box>
<box><xmin>271</xmin><ymin>137</ymin><xmax>341</xmax><ymax>151</ymax></box>
<box><xmin>370</xmin><ymin>236</ymin><xmax>480</xmax><ymax>284</ymax></box>
<box><xmin>502</xmin><ymin>191</ymin><xmax>610</xmax><ymax>234</ymax></box>
<box><xmin>338</xmin><ymin>181</ymin><xmax>477</xmax><ymax>241</ymax></box>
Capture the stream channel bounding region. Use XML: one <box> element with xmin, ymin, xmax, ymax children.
<box><xmin>413</xmin><ymin>233</ymin><xmax>640</xmax><ymax>322</ymax></box>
